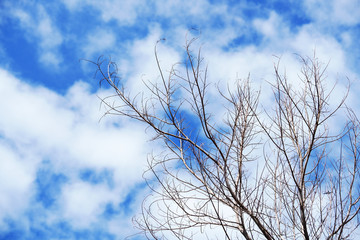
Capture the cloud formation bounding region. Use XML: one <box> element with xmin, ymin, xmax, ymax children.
<box><xmin>0</xmin><ymin>0</ymin><xmax>359</xmax><ymax>239</ymax></box>
<box><xmin>8</xmin><ymin>3</ymin><xmax>64</xmax><ymax>67</ymax></box>
<box><xmin>0</xmin><ymin>68</ymin><xmax>150</xmax><ymax>238</ymax></box>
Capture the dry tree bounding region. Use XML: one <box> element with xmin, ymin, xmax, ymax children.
<box><xmin>90</xmin><ymin>38</ymin><xmax>360</xmax><ymax>239</ymax></box>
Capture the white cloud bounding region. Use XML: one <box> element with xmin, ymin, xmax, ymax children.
<box><xmin>39</xmin><ymin>52</ymin><xmax>62</xmax><ymax>68</ymax></box>
<box><xmin>0</xmin><ymin>69</ymin><xmax>72</xmax><ymax>150</ymax></box>
<box><xmin>10</xmin><ymin>3</ymin><xmax>63</xmax><ymax>68</ymax></box>
<box><xmin>253</xmin><ymin>11</ymin><xmax>288</xmax><ymax>40</ymax></box>
<box><xmin>0</xmin><ymin>143</ymin><xmax>35</xmax><ymax>224</ymax></box>
<box><xmin>304</xmin><ymin>0</ymin><xmax>360</xmax><ymax>25</ymax></box>
<box><xmin>81</xmin><ymin>28</ymin><xmax>116</xmax><ymax>58</ymax></box>
<box><xmin>0</xmin><ymin>68</ymin><xmax>152</xmax><ymax>235</ymax></box>
<box><xmin>118</xmin><ymin>26</ymin><xmax>181</xmax><ymax>94</ymax></box>
<box><xmin>333</xmin><ymin>0</ymin><xmax>360</xmax><ymax>25</ymax></box>
<box><xmin>61</xmin><ymin>0</ymin><xmax>81</xmax><ymax>10</ymax></box>
<box><xmin>60</xmin><ymin>181</ymin><xmax>115</xmax><ymax>228</ymax></box>
<box><xmin>62</xmin><ymin>0</ymin><xmax>146</xmax><ymax>25</ymax></box>
<box><xmin>36</xmin><ymin>7</ymin><xmax>63</xmax><ymax>49</ymax></box>
<box><xmin>154</xmin><ymin>0</ymin><xmax>210</xmax><ymax>19</ymax></box>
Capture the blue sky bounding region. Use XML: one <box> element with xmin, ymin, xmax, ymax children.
<box><xmin>0</xmin><ymin>0</ymin><xmax>359</xmax><ymax>239</ymax></box>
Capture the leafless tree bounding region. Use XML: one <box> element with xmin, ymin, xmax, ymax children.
<box><xmin>90</xmin><ymin>38</ymin><xmax>360</xmax><ymax>239</ymax></box>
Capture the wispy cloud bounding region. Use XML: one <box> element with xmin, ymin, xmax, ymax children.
<box><xmin>305</xmin><ymin>0</ymin><xmax>360</xmax><ymax>26</ymax></box>
<box><xmin>81</xmin><ymin>28</ymin><xmax>116</xmax><ymax>58</ymax></box>
<box><xmin>62</xmin><ymin>0</ymin><xmax>147</xmax><ymax>26</ymax></box>
<box><xmin>9</xmin><ymin>3</ymin><xmax>63</xmax><ymax>68</ymax></box>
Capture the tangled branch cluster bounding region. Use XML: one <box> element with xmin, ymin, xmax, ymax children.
<box><xmin>91</xmin><ymin>39</ymin><xmax>360</xmax><ymax>240</ymax></box>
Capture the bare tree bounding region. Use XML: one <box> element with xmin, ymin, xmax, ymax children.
<box><xmin>90</xmin><ymin>38</ymin><xmax>360</xmax><ymax>239</ymax></box>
